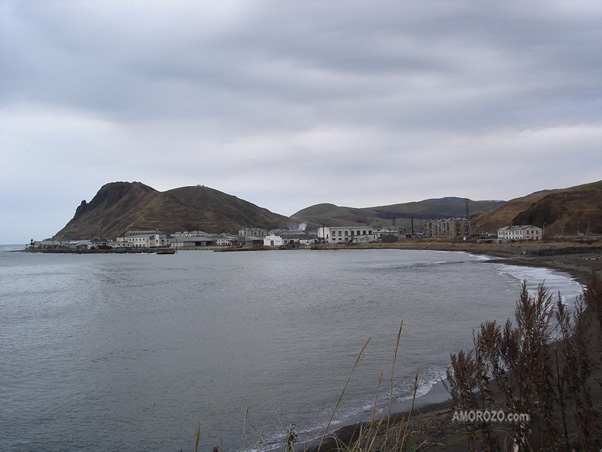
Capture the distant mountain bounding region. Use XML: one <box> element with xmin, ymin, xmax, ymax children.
<box><xmin>291</xmin><ymin>197</ymin><xmax>505</xmax><ymax>230</ymax></box>
<box><xmin>470</xmin><ymin>180</ymin><xmax>602</xmax><ymax>235</ymax></box>
<box><xmin>55</xmin><ymin>182</ymin><xmax>292</xmax><ymax>240</ymax></box>
<box><xmin>55</xmin><ymin>179</ymin><xmax>602</xmax><ymax>241</ymax></box>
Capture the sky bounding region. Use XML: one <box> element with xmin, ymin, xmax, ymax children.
<box><xmin>1</xmin><ymin>0</ymin><xmax>601</xmax><ymax>243</ymax></box>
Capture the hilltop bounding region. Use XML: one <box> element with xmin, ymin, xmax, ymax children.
<box><xmin>54</xmin><ymin>179</ymin><xmax>602</xmax><ymax>241</ymax></box>
<box><xmin>291</xmin><ymin>181</ymin><xmax>602</xmax><ymax>235</ymax></box>
<box><xmin>291</xmin><ymin>198</ymin><xmax>505</xmax><ymax>230</ymax></box>
<box><xmin>470</xmin><ymin>180</ymin><xmax>602</xmax><ymax>235</ymax></box>
<box><xmin>55</xmin><ymin>182</ymin><xmax>292</xmax><ymax>240</ymax></box>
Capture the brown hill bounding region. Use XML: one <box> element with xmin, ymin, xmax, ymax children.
<box><xmin>291</xmin><ymin>197</ymin><xmax>505</xmax><ymax>231</ymax></box>
<box><xmin>470</xmin><ymin>180</ymin><xmax>602</xmax><ymax>236</ymax></box>
<box><xmin>55</xmin><ymin>181</ymin><xmax>292</xmax><ymax>240</ymax></box>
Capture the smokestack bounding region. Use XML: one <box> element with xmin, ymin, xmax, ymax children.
<box><xmin>411</xmin><ymin>217</ymin><xmax>414</xmax><ymax>236</ymax></box>
<box><xmin>465</xmin><ymin>199</ymin><xmax>469</xmax><ymax>219</ymax></box>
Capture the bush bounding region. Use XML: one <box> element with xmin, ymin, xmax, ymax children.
<box><xmin>446</xmin><ymin>271</ymin><xmax>602</xmax><ymax>451</ymax></box>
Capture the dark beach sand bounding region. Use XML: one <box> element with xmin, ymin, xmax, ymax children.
<box><xmin>306</xmin><ymin>242</ymin><xmax>602</xmax><ymax>452</ymax></box>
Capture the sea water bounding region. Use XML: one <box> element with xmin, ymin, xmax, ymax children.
<box><xmin>0</xmin><ymin>246</ymin><xmax>584</xmax><ymax>452</ymax></box>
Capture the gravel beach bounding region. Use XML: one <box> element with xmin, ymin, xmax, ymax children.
<box><xmin>311</xmin><ymin>241</ymin><xmax>602</xmax><ymax>451</ymax></box>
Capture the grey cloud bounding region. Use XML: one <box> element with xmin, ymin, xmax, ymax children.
<box><xmin>2</xmin><ymin>0</ymin><xmax>602</xmax><ymax>242</ymax></box>
<box><xmin>5</xmin><ymin>0</ymin><xmax>600</xmax><ymax>132</ymax></box>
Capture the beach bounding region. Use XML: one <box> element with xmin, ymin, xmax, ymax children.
<box><xmin>313</xmin><ymin>241</ymin><xmax>602</xmax><ymax>452</ymax></box>
<box><xmin>3</xmin><ymin>241</ymin><xmax>600</xmax><ymax>451</ymax></box>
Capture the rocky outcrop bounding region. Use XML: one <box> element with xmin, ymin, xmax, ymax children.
<box><xmin>55</xmin><ymin>181</ymin><xmax>292</xmax><ymax>240</ymax></box>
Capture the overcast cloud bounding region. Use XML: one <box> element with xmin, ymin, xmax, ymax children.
<box><xmin>1</xmin><ymin>0</ymin><xmax>601</xmax><ymax>243</ymax></box>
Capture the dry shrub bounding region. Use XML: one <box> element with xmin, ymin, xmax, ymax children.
<box><xmin>446</xmin><ymin>270</ymin><xmax>602</xmax><ymax>451</ymax></box>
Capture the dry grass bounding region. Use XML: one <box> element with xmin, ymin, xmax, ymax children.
<box><xmin>198</xmin><ymin>271</ymin><xmax>602</xmax><ymax>452</ymax></box>
<box><xmin>446</xmin><ymin>270</ymin><xmax>602</xmax><ymax>451</ymax></box>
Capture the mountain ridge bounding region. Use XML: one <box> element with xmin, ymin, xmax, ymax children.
<box><xmin>291</xmin><ymin>197</ymin><xmax>505</xmax><ymax>230</ymax></box>
<box><xmin>55</xmin><ymin>182</ymin><xmax>292</xmax><ymax>240</ymax></box>
<box><xmin>54</xmin><ymin>180</ymin><xmax>602</xmax><ymax>240</ymax></box>
<box><xmin>470</xmin><ymin>180</ymin><xmax>602</xmax><ymax>236</ymax></box>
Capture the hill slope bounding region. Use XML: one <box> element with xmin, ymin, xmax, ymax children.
<box><xmin>470</xmin><ymin>180</ymin><xmax>602</xmax><ymax>235</ymax></box>
<box><xmin>55</xmin><ymin>179</ymin><xmax>602</xmax><ymax>240</ymax></box>
<box><xmin>55</xmin><ymin>182</ymin><xmax>292</xmax><ymax>240</ymax></box>
<box><xmin>291</xmin><ymin>197</ymin><xmax>505</xmax><ymax>230</ymax></box>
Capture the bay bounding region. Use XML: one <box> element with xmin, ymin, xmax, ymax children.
<box><xmin>0</xmin><ymin>247</ymin><xmax>583</xmax><ymax>452</ymax></box>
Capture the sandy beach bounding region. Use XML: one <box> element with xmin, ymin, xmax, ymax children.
<box><xmin>311</xmin><ymin>241</ymin><xmax>602</xmax><ymax>452</ymax></box>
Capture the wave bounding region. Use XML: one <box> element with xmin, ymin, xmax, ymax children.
<box><xmin>493</xmin><ymin>262</ymin><xmax>584</xmax><ymax>306</ymax></box>
<box><xmin>394</xmin><ymin>365</ymin><xmax>448</xmax><ymax>403</ymax></box>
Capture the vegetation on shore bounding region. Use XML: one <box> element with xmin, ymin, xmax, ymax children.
<box><xmin>315</xmin><ymin>270</ymin><xmax>602</xmax><ymax>452</ymax></box>
<box><xmin>446</xmin><ymin>270</ymin><xmax>602</xmax><ymax>451</ymax></box>
<box><xmin>194</xmin><ymin>266</ymin><xmax>601</xmax><ymax>452</ymax></box>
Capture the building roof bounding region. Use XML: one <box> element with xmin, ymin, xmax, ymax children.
<box><xmin>498</xmin><ymin>225</ymin><xmax>540</xmax><ymax>231</ymax></box>
<box><xmin>124</xmin><ymin>230</ymin><xmax>164</xmax><ymax>236</ymax></box>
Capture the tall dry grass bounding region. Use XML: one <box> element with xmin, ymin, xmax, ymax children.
<box><xmin>196</xmin><ymin>271</ymin><xmax>602</xmax><ymax>452</ymax></box>
<box><xmin>446</xmin><ymin>269</ymin><xmax>602</xmax><ymax>451</ymax></box>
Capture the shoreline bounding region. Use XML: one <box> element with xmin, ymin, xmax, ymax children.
<box><xmin>301</xmin><ymin>244</ymin><xmax>602</xmax><ymax>451</ymax></box>
<box><xmin>354</xmin><ymin>241</ymin><xmax>601</xmax><ymax>285</ymax></box>
<box><xmin>8</xmin><ymin>240</ymin><xmax>601</xmax><ymax>450</ymax></box>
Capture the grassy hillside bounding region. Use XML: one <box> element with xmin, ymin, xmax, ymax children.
<box><xmin>292</xmin><ymin>197</ymin><xmax>505</xmax><ymax>231</ymax></box>
<box><xmin>166</xmin><ymin>186</ymin><xmax>293</xmax><ymax>232</ymax></box>
<box><xmin>55</xmin><ymin>182</ymin><xmax>292</xmax><ymax>240</ymax></box>
<box><xmin>55</xmin><ymin>179</ymin><xmax>601</xmax><ymax>240</ymax></box>
<box><xmin>471</xmin><ymin>180</ymin><xmax>602</xmax><ymax>235</ymax></box>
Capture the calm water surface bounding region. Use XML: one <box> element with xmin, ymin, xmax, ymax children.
<box><xmin>0</xmin><ymin>247</ymin><xmax>583</xmax><ymax>452</ymax></box>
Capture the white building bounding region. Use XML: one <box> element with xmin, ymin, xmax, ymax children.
<box><xmin>317</xmin><ymin>226</ymin><xmax>400</xmax><ymax>244</ymax></box>
<box><xmin>171</xmin><ymin>231</ymin><xmax>217</xmax><ymax>248</ymax></box>
<box><xmin>239</xmin><ymin>228</ymin><xmax>267</xmax><ymax>237</ymax></box>
<box><xmin>263</xmin><ymin>232</ymin><xmax>318</xmax><ymax>247</ymax></box>
<box><xmin>216</xmin><ymin>235</ymin><xmax>237</xmax><ymax>246</ymax></box>
<box><xmin>117</xmin><ymin>230</ymin><xmax>168</xmax><ymax>248</ymax></box>
<box><xmin>263</xmin><ymin>233</ymin><xmax>294</xmax><ymax>247</ymax></box>
<box><xmin>497</xmin><ymin>225</ymin><xmax>543</xmax><ymax>242</ymax></box>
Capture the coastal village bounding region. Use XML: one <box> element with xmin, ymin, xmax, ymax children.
<box><xmin>27</xmin><ymin>179</ymin><xmax>600</xmax><ymax>254</ymax></box>
<box><xmin>28</xmin><ymin>218</ymin><xmax>550</xmax><ymax>252</ymax></box>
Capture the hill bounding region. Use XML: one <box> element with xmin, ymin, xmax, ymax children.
<box><xmin>470</xmin><ymin>180</ymin><xmax>602</xmax><ymax>235</ymax></box>
<box><xmin>291</xmin><ymin>197</ymin><xmax>505</xmax><ymax>230</ymax></box>
<box><xmin>55</xmin><ymin>179</ymin><xmax>602</xmax><ymax>241</ymax></box>
<box><xmin>55</xmin><ymin>182</ymin><xmax>292</xmax><ymax>240</ymax></box>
